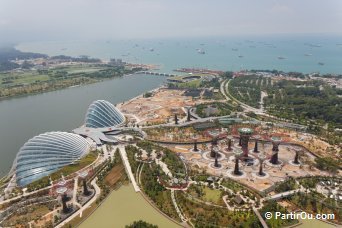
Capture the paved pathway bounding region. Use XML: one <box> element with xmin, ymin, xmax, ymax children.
<box><xmin>263</xmin><ymin>187</ymin><xmax>306</xmax><ymax>201</ymax></box>
<box><xmin>118</xmin><ymin>145</ymin><xmax>140</xmax><ymax>192</ymax></box>
<box><xmin>170</xmin><ymin>189</ymin><xmax>187</xmax><ymax>223</ymax></box>
<box><xmin>72</xmin><ymin>177</ymin><xmax>82</xmax><ymax>210</ymax></box>
<box><xmin>253</xmin><ymin>207</ymin><xmax>269</xmax><ymax>228</ymax></box>
<box><xmin>56</xmin><ymin>178</ymin><xmax>100</xmax><ymax>228</ymax></box>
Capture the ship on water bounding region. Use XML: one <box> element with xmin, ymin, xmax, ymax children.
<box><xmin>197</xmin><ymin>49</ymin><xmax>205</xmax><ymax>54</ymax></box>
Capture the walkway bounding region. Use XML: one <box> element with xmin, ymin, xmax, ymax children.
<box><xmin>170</xmin><ymin>189</ymin><xmax>187</xmax><ymax>223</ymax></box>
<box><xmin>72</xmin><ymin>177</ymin><xmax>82</xmax><ymax>210</ymax></box>
<box><xmin>118</xmin><ymin>145</ymin><xmax>140</xmax><ymax>192</ymax></box>
<box><xmin>253</xmin><ymin>207</ymin><xmax>269</xmax><ymax>228</ymax></box>
<box><xmin>263</xmin><ymin>188</ymin><xmax>306</xmax><ymax>201</ymax></box>
<box><xmin>56</xmin><ymin>178</ymin><xmax>101</xmax><ymax>228</ymax></box>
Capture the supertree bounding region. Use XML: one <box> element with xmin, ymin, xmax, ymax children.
<box><xmin>233</xmin><ymin>148</ymin><xmax>243</xmax><ymax>175</ymax></box>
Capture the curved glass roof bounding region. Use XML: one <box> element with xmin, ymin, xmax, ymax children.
<box><xmin>14</xmin><ymin>132</ymin><xmax>90</xmax><ymax>187</ymax></box>
<box><xmin>85</xmin><ymin>100</ymin><xmax>125</xmax><ymax>128</ymax></box>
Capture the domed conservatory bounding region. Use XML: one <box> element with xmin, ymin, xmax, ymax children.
<box><xmin>13</xmin><ymin>132</ymin><xmax>90</xmax><ymax>187</ymax></box>
<box><xmin>85</xmin><ymin>100</ymin><xmax>125</xmax><ymax>129</ymax></box>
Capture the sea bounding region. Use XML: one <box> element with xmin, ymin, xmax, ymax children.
<box><xmin>16</xmin><ymin>35</ymin><xmax>342</xmax><ymax>74</ymax></box>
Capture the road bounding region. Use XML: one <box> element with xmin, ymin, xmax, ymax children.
<box><xmin>220</xmin><ymin>79</ymin><xmax>231</xmax><ymax>101</ymax></box>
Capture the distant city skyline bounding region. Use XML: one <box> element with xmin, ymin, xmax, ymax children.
<box><xmin>0</xmin><ymin>0</ymin><xmax>341</xmax><ymax>43</ymax></box>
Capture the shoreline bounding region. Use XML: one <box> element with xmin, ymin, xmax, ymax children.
<box><xmin>0</xmin><ymin>75</ymin><xmax>166</xmax><ymax>179</ymax></box>
<box><xmin>0</xmin><ymin>73</ymin><xmax>149</xmax><ymax>103</ymax></box>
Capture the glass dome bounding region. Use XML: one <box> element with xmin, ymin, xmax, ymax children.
<box><xmin>85</xmin><ymin>100</ymin><xmax>125</xmax><ymax>128</ymax></box>
<box><xmin>14</xmin><ymin>132</ymin><xmax>90</xmax><ymax>187</ymax></box>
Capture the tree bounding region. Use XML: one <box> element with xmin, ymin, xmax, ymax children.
<box><xmin>125</xmin><ymin>220</ymin><xmax>158</xmax><ymax>228</ymax></box>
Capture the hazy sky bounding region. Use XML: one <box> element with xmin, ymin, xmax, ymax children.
<box><xmin>0</xmin><ymin>0</ymin><xmax>341</xmax><ymax>43</ymax></box>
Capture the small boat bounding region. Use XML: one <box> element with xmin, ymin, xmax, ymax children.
<box><xmin>304</xmin><ymin>53</ymin><xmax>312</xmax><ymax>56</ymax></box>
<box><xmin>238</xmin><ymin>55</ymin><xmax>243</xmax><ymax>58</ymax></box>
<box><xmin>232</xmin><ymin>48</ymin><xmax>238</xmax><ymax>51</ymax></box>
<box><xmin>318</xmin><ymin>62</ymin><xmax>324</xmax><ymax>66</ymax></box>
<box><xmin>197</xmin><ymin>49</ymin><xmax>205</xmax><ymax>54</ymax></box>
<box><xmin>278</xmin><ymin>56</ymin><xmax>286</xmax><ymax>60</ymax></box>
<box><xmin>150</xmin><ymin>48</ymin><xmax>154</xmax><ymax>52</ymax></box>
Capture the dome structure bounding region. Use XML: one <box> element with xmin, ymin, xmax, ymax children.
<box><xmin>14</xmin><ymin>132</ymin><xmax>90</xmax><ymax>187</ymax></box>
<box><xmin>85</xmin><ymin>100</ymin><xmax>125</xmax><ymax>128</ymax></box>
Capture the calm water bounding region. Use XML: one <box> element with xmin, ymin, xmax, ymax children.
<box><xmin>0</xmin><ymin>74</ymin><xmax>166</xmax><ymax>176</ymax></box>
<box><xmin>80</xmin><ymin>184</ymin><xmax>179</xmax><ymax>228</ymax></box>
<box><xmin>17</xmin><ymin>35</ymin><xmax>342</xmax><ymax>74</ymax></box>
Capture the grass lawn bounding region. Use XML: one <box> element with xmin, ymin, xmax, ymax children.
<box><xmin>0</xmin><ymin>65</ymin><xmax>108</xmax><ymax>88</ymax></box>
<box><xmin>202</xmin><ymin>186</ymin><xmax>222</xmax><ymax>204</ymax></box>
<box><xmin>50</xmin><ymin>152</ymin><xmax>98</xmax><ymax>180</ymax></box>
<box><xmin>178</xmin><ymin>79</ymin><xmax>202</xmax><ymax>88</ymax></box>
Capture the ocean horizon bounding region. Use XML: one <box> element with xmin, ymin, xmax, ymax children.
<box><xmin>16</xmin><ymin>35</ymin><xmax>342</xmax><ymax>75</ymax></box>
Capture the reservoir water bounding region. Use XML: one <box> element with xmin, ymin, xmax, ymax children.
<box><xmin>80</xmin><ymin>184</ymin><xmax>179</xmax><ymax>228</ymax></box>
<box><xmin>0</xmin><ymin>74</ymin><xmax>166</xmax><ymax>176</ymax></box>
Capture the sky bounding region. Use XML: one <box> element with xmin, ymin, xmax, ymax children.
<box><xmin>0</xmin><ymin>0</ymin><xmax>342</xmax><ymax>43</ymax></box>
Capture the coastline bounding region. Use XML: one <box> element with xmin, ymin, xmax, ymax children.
<box><xmin>0</xmin><ymin>73</ymin><xmax>144</xmax><ymax>102</ymax></box>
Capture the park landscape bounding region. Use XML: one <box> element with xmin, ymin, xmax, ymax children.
<box><xmin>0</xmin><ymin>57</ymin><xmax>340</xmax><ymax>227</ymax></box>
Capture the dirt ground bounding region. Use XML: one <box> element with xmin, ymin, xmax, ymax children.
<box><xmin>105</xmin><ymin>164</ymin><xmax>126</xmax><ymax>187</ymax></box>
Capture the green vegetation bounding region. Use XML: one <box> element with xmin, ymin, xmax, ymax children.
<box><xmin>202</xmin><ymin>186</ymin><xmax>222</xmax><ymax>203</ymax></box>
<box><xmin>167</xmin><ymin>75</ymin><xmax>220</xmax><ymax>90</ymax></box>
<box><xmin>314</xmin><ymin>157</ymin><xmax>340</xmax><ymax>174</ymax></box>
<box><xmin>0</xmin><ymin>47</ymin><xmax>47</xmax><ymax>71</ymax></box>
<box><xmin>2</xmin><ymin>203</ymin><xmax>56</xmax><ymax>227</ymax></box>
<box><xmin>140</xmin><ymin>162</ymin><xmax>179</xmax><ymax>221</ymax></box>
<box><xmin>274</xmin><ymin>178</ymin><xmax>298</xmax><ymax>193</ymax></box>
<box><xmin>298</xmin><ymin>176</ymin><xmax>339</xmax><ymax>189</ymax></box>
<box><xmin>187</xmin><ymin>185</ymin><xmax>224</xmax><ymax>205</ymax></box>
<box><xmin>125</xmin><ymin>145</ymin><xmax>142</xmax><ymax>175</ymax></box>
<box><xmin>143</xmin><ymin>92</ymin><xmax>153</xmax><ymax>98</ymax></box>
<box><xmin>260</xmin><ymin>201</ymin><xmax>298</xmax><ymax>227</ymax></box>
<box><xmin>264</xmin><ymin>79</ymin><xmax>342</xmax><ymax>129</ymax></box>
<box><xmin>97</xmin><ymin>151</ymin><xmax>128</xmax><ymax>202</ymax></box>
<box><xmin>137</xmin><ymin>141</ymin><xmax>186</xmax><ymax>177</ymax></box>
<box><xmin>287</xmin><ymin>191</ymin><xmax>341</xmax><ymax>223</ymax></box>
<box><xmin>195</xmin><ymin>102</ymin><xmax>233</xmax><ymax>117</ymax></box>
<box><xmin>125</xmin><ymin>220</ymin><xmax>158</xmax><ymax>228</ymax></box>
<box><xmin>228</xmin><ymin>75</ymin><xmax>262</xmax><ymax>108</ymax></box>
<box><xmin>228</xmin><ymin>74</ymin><xmax>342</xmax><ymax>144</ymax></box>
<box><xmin>176</xmin><ymin>191</ymin><xmax>261</xmax><ymax>227</ymax></box>
<box><xmin>228</xmin><ymin>74</ymin><xmax>342</xmax><ymax>129</ymax></box>
<box><xmin>221</xmin><ymin>179</ymin><xmax>245</xmax><ymax>193</ymax></box>
<box><xmin>0</xmin><ymin>63</ymin><xmax>141</xmax><ymax>99</ymax></box>
<box><xmin>26</xmin><ymin>151</ymin><xmax>97</xmax><ymax>191</ymax></box>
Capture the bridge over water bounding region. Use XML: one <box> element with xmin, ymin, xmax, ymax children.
<box><xmin>139</xmin><ymin>71</ymin><xmax>178</xmax><ymax>77</ymax></box>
